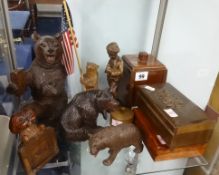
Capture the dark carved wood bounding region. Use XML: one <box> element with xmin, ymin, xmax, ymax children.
<box><xmin>61</xmin><ymin>89</ymin><xmax>120</xmax><ymax>142</ymax></box>
<box><xmin>8</xmin><ymin>33</ymin><xmax>67</xmax><ymax>128</ymax></box>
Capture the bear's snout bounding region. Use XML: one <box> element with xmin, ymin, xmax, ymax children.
<box><xmin>105</xmin><ymin>99</ymin><xmax>120</xmax><ymax>112</ymax></box>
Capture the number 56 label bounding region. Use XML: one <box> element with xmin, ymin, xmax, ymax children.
<box><xmin>135</xmin><ymin>71</ymin><xmax>148</xmax><ymax>81</ymax></box>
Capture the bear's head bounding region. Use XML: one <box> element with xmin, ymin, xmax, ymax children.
<box><xmin>86</xmin><ymin>62</ymin><xmax>99</xmax><ymax>74</ymax></box>
<box><xmin>9</xmin><ymin>108</ymin><xmax>36</xmax><ymax>134</ymax></box>
<box><xmin>88</xmin><ymin>132</ymin><xmax>106</xmax><ymax>156</ymax></box>
<box><xmin>32</xmin><ymin>32</ymin><xmax>63</xmax><ymax>66</ymax></box>
<box><xmin>95</xmin><ymin>89</ymin><xmax>119</xmax><ymax>112</ymax></box>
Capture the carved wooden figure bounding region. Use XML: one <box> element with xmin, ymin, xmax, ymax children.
<box><xmin>80</xmin><ymin>62</ymin><xmax>99</xmax><ymax>91</ymax></box>
<box><xmin>88</xmin><ymin>123</ymin><xmax>143</xmax><ymax>166</ymax></box>
<box><xmin>7</xmin><ymin>32</ymin><xmax>67</xmax><ymax>128</ymax></box>
<box><xmin>61</xmin><ymin>89</ymin><xmax>119</xmax><ymax>141</ymax></box>
<box><xmin>105</xmin><ymin>42</ymin><xmax>123</xmax><ymax>97</ymax></box>
<box><xmin>9</xmin><ymin>108</ymin><xmax>59</xmax><ymax>175</ymax></box>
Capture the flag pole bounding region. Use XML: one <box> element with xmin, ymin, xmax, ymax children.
<box><xmin>63</xmin><ymin>0</ymin><xmax>83</xmax><ymax>75</ymax></box>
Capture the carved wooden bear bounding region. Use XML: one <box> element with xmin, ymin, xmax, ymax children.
<box><xmin>8</xmin><ymin>32</ymin><xmax>67</xmax><ymax>130</ymax></box>
<box><xmin>80</xmin><ymin>62</ymin><xmax>99</xmax><ymax>91</ymax></box>
<box><xmin>61</xmin><ymin>89</ymin><xmax>119</xmax><ymax>141</ymax></box>
<box><xmin>88</xmin><ymin>123</ymin><xmax>143</xmax><ymax>166</ymax></box>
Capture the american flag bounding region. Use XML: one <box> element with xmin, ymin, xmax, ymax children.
<box><xmin>61</xmin><ymin>3</ymin><xmax>78</xmax><ymax>75</ymax></box>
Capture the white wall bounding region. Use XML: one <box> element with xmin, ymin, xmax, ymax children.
<box><xmin>64</xmin><ymin>0</ymin><xmax>219</xmax><ymax>174</ymax></box>
<box><xmin>158</xmin><ymin>0</ymin><xmax>219</xmax><ymax>109</ymax></box>
<box><xmin>66</xmin><ymin>1</ymin><xmax>188</xmax><ymax>175</ymax></box>
<box><xmin>65</xmin><ymin>0</ymin><xmax>219</xmax><ymax>174</ymax></box>
<box><xmin>66</xmin><ymin>0</ymin><xmax>159</xmax><ymax>97</ymax></box>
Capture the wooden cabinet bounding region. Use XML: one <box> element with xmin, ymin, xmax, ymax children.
<box><xmin>117</xmin><ymin>53</ymin><xmax>167</xmax><ymax>107</ymax></box>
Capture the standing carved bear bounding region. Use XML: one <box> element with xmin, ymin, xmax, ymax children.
<box><xmin>61</xmin><ymin>89</ymin><xmax>119</xmax><ymax>141</ymax></box>
<box><xmin>88</xmin><ymin>123</ymin><xmax>143</xmax><ymax>166</ymax></box>
<box><xmin>8</xmin><ymin>32</ymin><xmax>67</xmax><ymax>131</ymax></box>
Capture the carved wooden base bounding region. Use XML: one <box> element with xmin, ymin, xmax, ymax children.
<box><xmin>133</xmin><ymin>108</ymin><xmax>206</xmax><ymax>161</ymax></box>
<box><xmin>18</xmin><ymin>127</ymin><xmax>59</xmax><ymax>175</ymax></box>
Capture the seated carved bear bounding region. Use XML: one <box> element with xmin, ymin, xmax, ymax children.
<box><xmin>88</xmin><ymin>123</ymin><xmax>143</xmax><ymax>166</ymax></box>
<box><xmin>8</xmin><ymin>32</ymin><xmax>67</xmax><ymax>132</ymax></box>
<box><xmin>61</xmin><ymin>89</ymin><xmax>119</xmax><ymax>141</ymax></box>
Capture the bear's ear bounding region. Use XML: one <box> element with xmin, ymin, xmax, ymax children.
<box><xmin>55</xmin><ymin>33</ymin><xmax>63</xmax><ymax>42</ymax></box>
<box><xmin>105</xmin><ymin>88</ymin><xmax>112</xmax><ymax>94</ymax></box>
<box><xmin>32</xmin><ymin>31</ymin><xmax>41</xmax><ymax>42</ymax></box>
<box><xmin>88</xmin><ymin>133</ymin><xmax>93</xmax><ymax>138</ymax></box>
<box><xmin>96</xmin><ymin>90</ymin><xmax>103</xmax><ymax>98</ymax></box>
<box><xmin>95</xmin><ymin>64</ymin><xmax>99</xmax><ymax>69</ymax></box>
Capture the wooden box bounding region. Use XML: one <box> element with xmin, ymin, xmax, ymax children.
<box><xmin>117</xmin><ymin>53</ymin><xmax>167</xmax><ymax>107</ymax></box>
<box><xmin>133</xmin><ymin>108</ymin><xmax>207</xmax><ymax>161</ymax></box>
<box><xmin>18</xmin><ymin>127</ymin><xmax>59</xmax><ymax>175</ymax></box>
<box><xmin>134</xmin><ymin>83</ymin><xmax>215</xmax><ymax>149</ymax></box>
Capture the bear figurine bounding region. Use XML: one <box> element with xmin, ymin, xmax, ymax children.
<box><xmin>61</xmin><ymin>89</ymin><xmax>119</xmax><ymax>141</ymax></box>
<box><xmin>88</xmin><ymin>123</ymin><xmax>143</xmax><ymax>166</ymax></box>
<box><xmin>80</xmin><ymin>62</ymin><xmax>99</xmax><ymax>91</ymax></box>
<box><xmin>8</xmin><ymin>32</ymin><xmax>67</xmax><ymax>130</ymax></box>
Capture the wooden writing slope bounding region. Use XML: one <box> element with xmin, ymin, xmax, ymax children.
<box><xmin>206</xmin><ymin>73</ymin><xmax>219</xmax><ymax>119</ymax></box>
<box><xmin>133</xmin><ymin>108</ymin><xmax>206</xmax><ymax>161</ymax></box>
<box><xmin>134</xmin><ymin>83</ymin><xmax>215</xmax><ymax>148</ymax></box>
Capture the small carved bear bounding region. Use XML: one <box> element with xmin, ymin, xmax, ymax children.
<box><xmin>80</xmin><ymin>62</ymin><xmax>99</xmax><ymax>91</ymax></box>
<box><xmin>8</xmin><ymin>32</ymin><xmax>67</xmax><ymax>130</ymax></box>
<box><xmin>61</xmin><ymin>89</ymin><xmax>119</xmax><ymax>141</ymax></box>
<box><xmin>88</xmin><ymin>123</ymin><xmax>143</xmax><ymax>166</ymax></box>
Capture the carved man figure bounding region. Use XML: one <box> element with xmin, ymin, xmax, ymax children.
<box><xmin>105</xmin><ymin>42</ymin><xmax>123</xmax><ymax>97</ymax></box>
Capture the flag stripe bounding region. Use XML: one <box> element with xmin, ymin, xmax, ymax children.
<box><xmin>62</xmin><ymin>38</ymin><xmax>70</xmax><ymax>73</ymax></box>
<box><xmin>61</xmin><ymin>2</ymin><xmax>78</xmax><ymax>75</ymax></box>
<box><xmin>65</xmin><ymin>32</ymin><xmax>73</xmax><ymax>73</ymax></box>
<box><xmin>69</xmin><ymin>29</ymin><xmax>79</xmax><ymax>47</ymax></box>
<box><xmin>62</xmin><ymin>31</ymin><xmax>74</xmax><ymax>74</ymax></box>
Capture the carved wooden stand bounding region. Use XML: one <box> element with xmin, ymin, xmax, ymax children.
<box><xmin>18</xmin><ymin>127</ymin><xmax>59</xmax><ymax>175</ymax></box>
